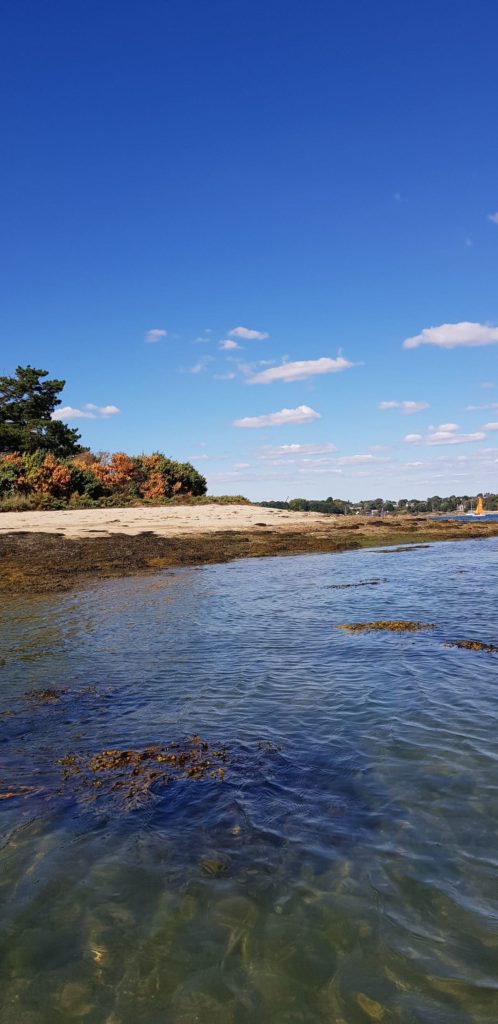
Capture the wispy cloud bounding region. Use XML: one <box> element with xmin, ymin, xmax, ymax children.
<box><xmin>248</xmin><ymin>356</ymin><xmax>355</xmax><ymax>384</ymax></box>
<box><xmin>258</xmin><ymin>442</ymin><xmax>337</xmax><ymax>459</ymax></box>
<box><xmin>336</xmin><ymin>453</ymin><xmax>390</xmax><ymax>466</ymax></box>
<box><xmin>487</xmin><ymin>212</ymin><xmax>498</xmax><ymax>225</ymax></box>
<box><xmin>52</xmin><ymin>404</ymin><xmax>120</xmax><ymax>422</ymax></box>
<box><xmin>378</xmin><ymin>400</ymin><xmax>429</xmax><ymax>414</ymax></box>
<box><xmin>229</xmin><ymin>326</ymin><xmax>268</xmax><ymax>341</ymax></box>
<box><xmin>465</xmin><ymin>402</ymin><xmax>498</xmax><ymax>412</ymax></box>
<box><xmin>483</xmin><ymin>422</ymin><xmax>498</xmax><ymax>431</ymax></box>
<box><xmin>181</xmin><ymin>357</ymin><xmax>214</xmax><ymax>374</ymax></box>
<box><xmin>404</xmin><ymin>322</ymin><xmax>498</xmax><ymax>350</ymax></box>
<box><xmin>233</xmin><ymin>405</ymin><xmax>321</xmax><ymax>429</ymax></box>
<box><xmin>405</xmin><ymin>423</ymin><xmax>486</xmax><ymax>446</ymax></box>
<box><xmin>145</xmin><ymin>328</ymin><xmax>167</xmax><ymax>343</ymax></box>
<box><xmin>219</xmin><ymin>339</ymin><xmax>241</xmax><ymax>350</ymax></box>
<box><xmin>213</xmin><ymin>371</ymin><xmax>237</xmax><ymax>380</ymax></box>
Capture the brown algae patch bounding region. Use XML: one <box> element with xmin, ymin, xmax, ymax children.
<box><xmin>58</xmin><ymin>736</ymin><xmax>284</xmax><ymax>809</ymax></box>
<box><xmin>25</xmin><ymin>687</ymin><xmax>68</xmax><ymax>702</ymax></box>
<box><xmin>444</xmin><ymin>639</ymin><xmax>498</xmax><ymax>654</ymax></box>
<box><xmin>59</xmin><ymin>736</ymin><xmax>229</xmax><ymax>806</ymax></box>
<box><xmin>338</xmin><ymin>620</ymin><xmax>436</xmax><ymax>633</ymax></box>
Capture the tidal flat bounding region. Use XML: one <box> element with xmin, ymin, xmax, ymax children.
<box><xmin>2</xmin><ymin>504</ymin><xmax>498</xmax><ymax>594</ymax></box>
<box><xmin>1</xmin><ymin>538</ymin><xmax>498</xmax><ymax>1022</ymax></box>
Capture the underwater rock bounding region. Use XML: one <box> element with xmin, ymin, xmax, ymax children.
<box><xmin>444</xmin><ymin>639</ymin><xmax>498</xmax><ymax>654</ymax></box>
<box><xmin>338</xmin><ymin>621</ymin><xmax>436</xmax><ymax>633</ymax></box>
<box><xmin>199</xmin><ymin>856</ymin><xmax>229</xmax><ymax>876</ymax></box>
<box><xmin>377</xmin><ymin>545</ymin><xmax>430</xmax><ymax>553</ymax></box>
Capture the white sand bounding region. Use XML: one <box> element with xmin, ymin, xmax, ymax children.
<box><xmin>0</xmin><ymin>504</ymin><xmax>331</xmax><ymax>539</ymax></box>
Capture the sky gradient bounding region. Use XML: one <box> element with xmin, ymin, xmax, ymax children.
<box><xmin>2</xmin><ymin>0</ymin><xmax>498</xmax><ymax>500</ymax></box>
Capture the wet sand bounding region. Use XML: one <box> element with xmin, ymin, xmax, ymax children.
<box><xmin>2</xmin><ymin>503</ymin><xmax>498</xmax><ymax>594</ymax></box>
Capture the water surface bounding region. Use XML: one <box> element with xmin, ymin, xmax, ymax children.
<box><xmin>1</xmin><ymin>539</ymin><xmax>498</xmax><ymax>1023</ymax></box>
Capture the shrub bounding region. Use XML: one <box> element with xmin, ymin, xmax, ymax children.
<box><xmin>0</xmin><ymin>449</ymin><xmax>208</xmax><ymax>510</ymax></box>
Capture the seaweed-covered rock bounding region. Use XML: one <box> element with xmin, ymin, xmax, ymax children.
<box><xmin>337</xmin><ymin>621</ymin><xmax>435</xmax><ymax>633</ymax></box>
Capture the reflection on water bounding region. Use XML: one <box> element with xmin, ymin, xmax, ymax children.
<box><xmin>1</xmin><ymin>540</ymin><xmax>498</xmax><ymax>1023</ymax></box>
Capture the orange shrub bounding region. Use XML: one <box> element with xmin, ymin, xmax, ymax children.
<box><xmin>35</xmin><ymin>453</ymin><xmax>73</xmax><ymax>497</ymax></box>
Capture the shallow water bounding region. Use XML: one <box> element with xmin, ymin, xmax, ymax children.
<box><xmin>1</xmin><ymin>539</ymin><xmax>498</xmax><ymax>1023</ymax></box>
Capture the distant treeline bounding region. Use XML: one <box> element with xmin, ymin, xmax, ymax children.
<box><xmin>259</xmin><ymin>494</ymin><xmax>498</xmax><ymax>515</ymax></box>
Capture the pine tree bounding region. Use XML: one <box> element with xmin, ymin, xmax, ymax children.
<box><xmin>0</xmin><ymin>365</ymin><xmax>83</xmax><ymax>457</ymax></box>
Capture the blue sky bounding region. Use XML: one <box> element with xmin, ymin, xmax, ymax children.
<box><xmin>1</xmin><ymin>0</ymin><xmax>498</xmax><ymax>500</ymax></box>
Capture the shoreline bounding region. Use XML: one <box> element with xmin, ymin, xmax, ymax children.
<box><xmin>2</xmin><ymin>503</ymin><xmax>498</xmax><ymax>595</ymax></box>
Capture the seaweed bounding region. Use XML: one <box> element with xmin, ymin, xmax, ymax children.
<box><xmin>0</xmin><ymin>784</ymin><xmax>37</xmax><ymax>800</ymax></box>
<box><xmin>25</xmin><ymin>687</ymin><xmax>67</xmax><ymax>702</ymax></box>
<box><xmin>338</xmin><ymin>620</ymin><xmax>435</xmax><ymax>633</ymax></box>
<box><xmin>444</xmin><ymin>639</ymin><xmax>498</xmax><ymax>654</ymax></box>
<box><xmin>58</xmin><ymin>736</ymin><xmax>229</xmax><ymax>806</ymax></box>
<box><xmin>327</xmin><ymin>578</ymin><xmax>386</xmax><ymax>589</ymax></box>
<box><xmin>57</xmin><ymin>736</ymin><xmax>283</xmax><ymax>809</ymax></box>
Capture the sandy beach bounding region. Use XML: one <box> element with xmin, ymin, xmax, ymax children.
<box><xmin>0</xmin><ymin>503</ymin><xmax>331</xmax><ymax>539</ymax></box>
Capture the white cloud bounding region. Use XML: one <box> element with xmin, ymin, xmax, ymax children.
<box><xmin>404</xmin><ymin>423</ymin><xmax>486</xmax><ymax>446</ymax></box>
<box><xmin>52</xmin><ymin>404</ymin><xmax>120</xmax><ymax>422</ymax></box>
<box><xmin>487</xmin><ymin>212</ymin><xmax>498</xmax><ymax>224</ymax></box>
<box><xmin>145</xmin><ymin>328</ymin><xmax>167</xmax><ymax>343</ymax></box>
<box><xmin>483</xmin><ymin>422</ymin><xmax>498</xmax><ymax>431</ymax></box>
<box><xmin>248</xmin><ymin>356</ymin><xmax>354</xmax><ymax>384</ymax></box>
<box><xmin>219</xmin><ymin>339</ymin><xmax>241</xmax><ymax>350</ymax></box>
<box><xmin>229</xmin><ymin>326</ymin><xmax>269</xmax><ymax>341</ymax></box>
<box><xmin>403</xmin><ymin>322</ymin><xmax>498</xmax><ymax>350</ymax></box>
<box><xmin>213</xmin><ymin>371</ymin><xmax>237</xmax><ymax>380</ymax></box>
<box><xmin>258</xmin><ymin>442</ymin><xmax>337</xmax><ymax>459</ymax></box>
<box><xmin>378</xmin><ymin>400</ymin><xmax>429</xmax><ymax>414</ymax></box>
<box><xmin>233</xmin><ymin>405</ymin><xmax>321</xmax><ymax>429</ymax></box>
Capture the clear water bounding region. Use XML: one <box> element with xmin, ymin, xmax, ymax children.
<box><xmin>1</xmin><ymin>539</ymin><xmax>498</xmax><ymax>1024</ymax></box>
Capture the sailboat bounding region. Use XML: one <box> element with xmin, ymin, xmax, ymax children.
<box><xmin>466</xmin><ymin>495</ymin><xmax>485</xmax><ymax>516</ymax></box>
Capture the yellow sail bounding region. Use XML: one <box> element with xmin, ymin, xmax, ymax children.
<box><xmin>475</xmin><ymin>495</ymin><xmax>485</xmax><ymax>515</ymax></box>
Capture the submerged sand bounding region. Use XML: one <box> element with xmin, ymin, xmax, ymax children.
<box><xmin>2</xmin><ymin>503</ymin><xmax>498</xmax><ymax>594</ymax></box>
